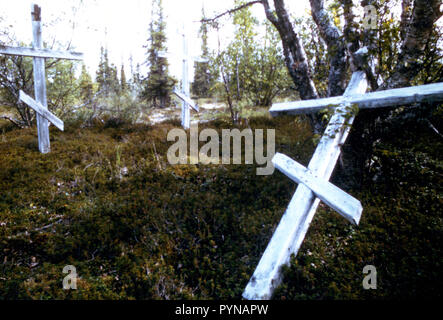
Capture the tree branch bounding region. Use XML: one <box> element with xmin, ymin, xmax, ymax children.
<box><xmin>385</xmin><ymin>0</ymin><xmax>443</xmax><ymax>89</ymax></box>
<box><xmin>261</xmin><ymin>0</ymin><xmax>278</xmax><ymax>25</ymax></box>
<box><xmin>266</xmin><ymin>0</ymin><xmax>319</xmax><ymax>100</ymax></box>
<box><xmin>256</xmin><ymin>0</ymin><xmax>324</xmax><ymax>132</ymax></box>
<box><xmin>341</xmin><ymin>0</ymin><xmax>360</xmax><ymax>55</ymax></box>
<box><xmin>201</xmin><ymin>1</ymin><xmax>262</xmax><ymax>22</ymax></box>
<box><xmin>0</xmin><ymin>115</ymin><xmax>24</xmax><ymax>128</ymax></box>
<box><xmin>400</xmin><ymin>0</ymin><xmax>413</xmax><ymax>41</ymax></box>
<box><xmin>309</xmin><ymin>0</ymin><xmax>347</xmax><ymax>96</ymax></box>
<box><xmin>341</xmin><ymin>0</ymin><xmax>360</xmax><ymax>69</ymax></box>
<box><xmin>340</xmin><ymin>0</ymin><xmax>379</xmax><ymax>89</ymax></box>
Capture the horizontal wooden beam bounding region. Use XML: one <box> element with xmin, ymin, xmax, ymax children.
<box><xmin>0</xmin><ymin>45</ymin><xmax>83</xmax><ymax>60</ymax></box>
<box><xmin>272</xmin><ymin>153</ymin><xmax>362</xmax><ymax>225</ymax></box>
<box><xmin>19</xmin><ymin>90</ymin><xmax>64</xmax><ymax>131</ymax></box>
<box><xmin>270</xmin><ymin>82</ymin><xmax>443</xmax><ymax>116</ymax></box>
<box><xmin>173</xmin><ymin>90</ymin><xmax>199</xmax><ymax>112</ymax></box>
<box><xmin>192</xmin><ymin>56</ymin><xmax>209</xmax><ymax>63</ymax></box>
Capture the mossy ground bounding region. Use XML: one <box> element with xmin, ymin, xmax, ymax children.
<box><xmin>0</xmin><ymin>115</ymin><xmax>441</xmax><ymax>299</ymax></box>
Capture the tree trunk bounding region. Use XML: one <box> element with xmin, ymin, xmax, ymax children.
<box><xmin>262</xmin><ymin>0</ymin><xmax>318</xmax><ymax>100</ymax></box>
<box><xmin>261</xmin><ymin>0</ymin><xmax>325</xmax><ymax>132</ymax></box>
<box><xmin>384</xmin><ymin>0</ymin><xmax>442</xmax><ymax>89</ymax></box>
<box><xmin>309</xmin><ymin>0</ymin><xmax>347</xmax><ymax>97</ymax></box>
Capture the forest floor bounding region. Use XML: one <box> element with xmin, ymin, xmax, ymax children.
<box><xmin>143</xmin><ymin>98</ymin><xmax>271</xmax><ymax>125</ymax></box>
<box><xmin>0</xmin><ymin>112</ymin><xmax>441</xmax><ymax>299</ymax></box>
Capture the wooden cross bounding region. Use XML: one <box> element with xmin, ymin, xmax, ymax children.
<box><xmin>243</xmin><ymin>71</ymin><xmax>443</xmax><ymax>300</ymax></box>
<box><xmin>0</xmin><ymin>4</ymin><xmax>83</xmax><ymax>153</ymax></box>
<box><xmin>159</xmin><ymin>24</ymin><xmax>207</xmax><ymax>129</ymax></box>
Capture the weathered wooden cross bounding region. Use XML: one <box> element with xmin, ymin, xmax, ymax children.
<box><xmin>0</xmin><ymin>4</ymin><xmax>83</xmax><ymax>153</ymax></box>
<box><xmin>243</xmin><ymin>71</ymin><xmax>443</xmax><ymax>300</ymax></box>
<box><xmin>159</xmin><ymin>24</ymin><xmax>207</xmax><ymax>129</ymax></box>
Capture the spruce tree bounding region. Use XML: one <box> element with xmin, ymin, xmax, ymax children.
<box><xmin>78</xmin><ymin>63</ymin><xmax>94</xmax><ymax>103</ymax></box>
<box><xmin>96</xmin><ymin>46</ymin><xmax>109</xmax><ymax>96</ymax></box>
<box><xmin>120</xmin><ymin>64</ymin><xmax>127</xmax><ymax>92</ymax></box>
<box><xmin>132</xmin><ymin>62</ymin><xmax>143</xmax><ymax>96</ymax></box>
<box><xmin>191</xmin><ymin>6</ymin><xmax>213</xmax><ymax>98</ymax></box>
<box><xmin>141</xmin><ymin>0</ymin><xmax>175</xmax><ymax>108</ymax></box>
<box><xmin>108</xmin><ymin>62</ymin><xmax>119</xmax><ymax>94</ymax></box>
<box><xmin>96</xmin><ymin>46</ymin><xmax>119</xmax><ymax>97</ymax></box>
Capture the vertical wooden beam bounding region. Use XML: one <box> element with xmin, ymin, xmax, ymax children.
<box><xmin>243</xmin><ymin>71</ymin><xmax>368</xmax><ymax>300</ymax></box>
<box><xmin>31</xmin><ymin>4</ymin><xmax>50</xmax><ymax>153</ymax></box>
<box><xmin>181</xmin><ymin>25</ymin><xmax>190</xmax><ymax>129</ymax></box>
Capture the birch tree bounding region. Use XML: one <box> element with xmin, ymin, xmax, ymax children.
<box><xmin>207</xmin><ymin>0</ymin><xmax>442</xmax><ymax>182</ymax></box>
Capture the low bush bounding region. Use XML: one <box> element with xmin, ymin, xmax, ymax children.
<box><xmin>0</xmin><ymin>115</ymin><xmax>441</xmax><ymax>299</ymax></box>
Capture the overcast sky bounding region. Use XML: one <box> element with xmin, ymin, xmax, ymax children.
<box><xmin>0</xmin><ymin>0</ymin><xmax>309</xmax><ymax>80</ymax></box>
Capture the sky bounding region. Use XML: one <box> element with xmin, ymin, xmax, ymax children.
<box><xmin>0</xmin><ymin>0</ymin><xmax>310</xmax><ymax>81</ymax></box>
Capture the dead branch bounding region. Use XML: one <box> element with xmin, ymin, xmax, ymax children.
<box><xmin>201</xmin><ymin>0</ymin><xmax>262</xmax><ymax>23</ymax></box>
<box><xmin>0</xmin><ymin>115</ymin><xmax>24</xmax><ymax>128</ymax></box>
<box><xmin>425</xmin><ymin>119</ymin><xmax>443</xmax><ymax>139</ymax></box>
<box><xmin>9</xmin><ymin>218</ymin><xmax>63</xmax><ymax>239</ymax></box>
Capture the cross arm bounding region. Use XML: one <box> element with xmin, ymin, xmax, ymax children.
<box><xmin>19</xmin><ymin>90</ymin><xmax>64</xmax><ymax>131</ymax></box>
<box><xmin>173</xmin><ymin>90</ymin><xmax>199</xmax><ymax>112</ymax></box>
<box><xmin>243</xmin><ymin>71</ymin><xmax>369</xmax><ymax>300</ymax></box>
<box><xmin>0</xmin><ymin>45</ymin><xmax>83</xmax><ymax>60</ymax></box>
<box><xmin>272</xmin><ymin>153</ymin><xmax>362</xmax><ymax>225</ymax></box>
<box><xmin>270</xmin><ymin>82</ymin><xmax>443</xmax><ymax>116</ymax></box>
<box><xmin>192</xmin><ymin>56</ymin><xmax>209</xmax><ymax>63</ymax></box>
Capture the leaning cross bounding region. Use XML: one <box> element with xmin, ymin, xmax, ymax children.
<box><xmin>243</xmin><ymin>71</ymin><xmax>443</xmax><ymax>300</ymax></box>
<box><xmin>0</xmin><ymin>4</ymin><xmax>83</xmax><ymax>153</ymax></box>
<box><xmin>159</xmin><ymin>24</ymin><xmax>208</xmax><ymax>129</ymax></box>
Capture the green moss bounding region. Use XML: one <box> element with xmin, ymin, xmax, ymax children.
<box><xmin>0</xmin><ymin>115</ymin><xmax>441</xmax><ymax>299</ymax></box>
<box><xmin>274</xmin><ymin>121</ymin><xmax>443</xmax><ymax>300</ymax></box>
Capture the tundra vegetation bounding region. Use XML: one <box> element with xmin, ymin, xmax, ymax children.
<box><xmin>0</xmin><ymin>0</ymin><xmax>442</xmax><ymax>299</ymax></box>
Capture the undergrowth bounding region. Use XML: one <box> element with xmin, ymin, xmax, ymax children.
<box><xmin>0</xmin><ymin>115</ymin><xmax>441</xmax><ymax>299</ymax></box>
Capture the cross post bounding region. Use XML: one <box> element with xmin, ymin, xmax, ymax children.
<box><xmin>159</xmin><ymin>24</ymin><xmax>207</xmax><ymax>129</ymax></box>
<box><xmin>243</xmin><ymin>70</ymin><xmax>443</xmax><ymax>300</ymax></box>
<box><xmin>181</xmin><ymin>26</ymin><xmax>191</xmax><ymax>129</ymax></box>
<box><xmin>0</xmin><ymin>4</ymin><xmax>83</xmax><ymax>153</ymax></box>
<box><xmin>31</xmin><ymin>4</ymin><xmax>50</xmax><ymax>153</ymax></box>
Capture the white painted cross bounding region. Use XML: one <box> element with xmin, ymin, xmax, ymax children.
<box><xmin>159</xmin><ymin>24</ymin><xmax>208</xmax><ymax>129</ymax></box>
<box><xmin>243</xmin><ymin>71</ymin><xmax>443</xmax><ymax>300</ymax></box>
<box><xmin>0</xmin><ymin>4</ymin><xmax>83</xmax><ymax>153</ymax></box>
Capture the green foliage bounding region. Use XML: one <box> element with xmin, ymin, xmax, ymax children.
<box><xmin>0</xmin><ymin>47</ymin><xmax>35</xmax><ymax>126</ymax></box>
<box><xmin>0</xmin><ymin>113</ymin><xmax>441</xmax><ymax>300</ymax></box>
<box><xmin>211</xmin><ymin>0</ymin><xmax>293</xmax><ymax>122</ymax></box>
<box><xmin>120</xmin><ymin>64</ymin><xmax>127</xmax><ymax>92</ymax></box>
<box><xmin>46</xmin><ymin>59</ymin><xmax>81</xmax><ymax>119</ymax></box>
<box><xmin>88</xmin><ymin>47</ymin><xmax>139</xmax><ymax>126</ymax></box>
<box><xmin>0</xmin><ymin>116</ymin><xmax>314</xmax><ymax>299</ymax></box>
<box><xmin>274</xmin><ymin>120</ymin><xmax>443</xmax><ymax>299</ymax></box>
<box><xmin>96</xmin><ymin>46</ymin><xmax>120</xmax><ymax>97</ymax></box>
<box><xmin>140</xmin><ymin>0</ymin><xmax>176</xmax><ymax>109</ymax></box>
<box><xmin>78</xmin><ymin>64</ymin><xmax>94</xmax><ymax>103</ymax></box>
<box><xmin>129</xmin><ymin>57</ymin><xmax>143</xmax><ymax>97</ymax></box>
<box><xmin>294</xmin><ymin>15</ymin><xmax>329</xmax><ymax>98</ymax></box>
<box><xmin>191</xmin><ymin>7</ymin><xmax>218</xmax><ymax>99</ymax></box>
<box><xmin>0</xmin><ymin>40</ymin><xmax>84</xmax><ymax>128</ymax></box>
